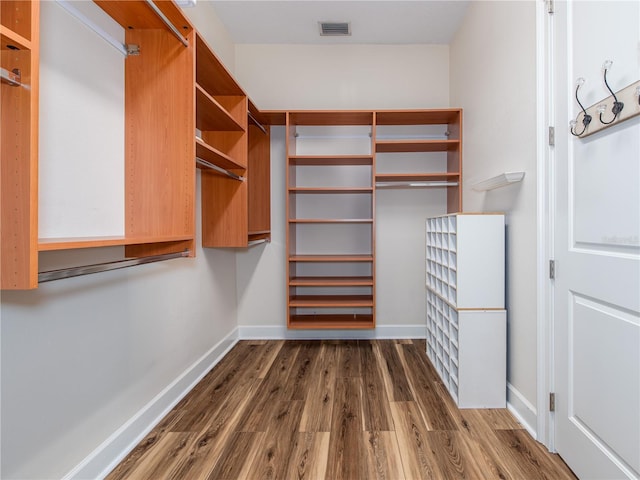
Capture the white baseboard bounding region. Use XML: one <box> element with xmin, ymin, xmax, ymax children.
<box><xmin>506</xmin><ymin>382</ymin><xmax>538</xmax><ymax>439</ymax></box>
<box><xmin>238</xmin><ymin>324</ymin><xmax>427</xmax><ymax>340</ymax></box>
<box><xmin>63</xmin><ymin>327</ymin><xmax>240</xmax><ymax>480</ymax></box>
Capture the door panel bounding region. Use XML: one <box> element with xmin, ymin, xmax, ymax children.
<box><xmin>553</xmin><ymin>1</ymin><xmax>640</xmax><ymax>478</ymax></box>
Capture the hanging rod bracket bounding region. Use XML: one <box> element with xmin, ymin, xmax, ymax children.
<box><xmin>1</xmin><ymin>67</ymin><xmax>21</xmax><ymax>87</ymax></box>
<box><xmin>126</xmin><ymin>44</ymin><xmax>141</xmax><ymax>56</ymax></box>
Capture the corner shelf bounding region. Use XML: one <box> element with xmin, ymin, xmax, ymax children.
<box><xmin>472</xmin><ymin>172</ymin><xmax>525</xmax><ymax>191</ymax></box>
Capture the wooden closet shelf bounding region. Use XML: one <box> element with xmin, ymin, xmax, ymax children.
<box><xmin>290</xmin><ymin>276</ymin><xmax>374</xmax><ymax>286</ymax></box>
<box><xmin>196</xmin><ymin>85</ymin><xmax>245</xmax><ymax>132</ymax></box>
<box><xmin>196</xmin><ymin>33</ymin><xmax>244</xmax><ymax>96</ymax></box>
<box><xmin>375</xmin><ymin>173</ymin><xmax>459</xmax><ymax>182</ymax></box>
<box><xmin>289</xmin><ymin>295</ymin><xmax>373</xmax><ymax>307</ymax></box>
<box><xmin>195</xmin><ymin>137</ymin><xmax>245</xmax><ymax>171</ymax></box>
<box><xmin>38</xmin><ymin>235</ymin><xmax>194</xmax><ymax>251</ymax></box>
<box><xmin>289</xmin><ymin>187</ymin><xmax>373</xmax><ymax>194</ymax></box>
<box><xmin>375</xmin><ymin>139</ymin><xmax>459</xmax><ymax>153</ymax></box>
<box><xmin>289</xmin><ymin>219</ymin><xmax>373</xmax><ymax>224</ymax></box>
<box><xmin>1</xmin><ymin>27</ymin><xmax>31</xmax><ymax>50</ymax></box>
<box><xmin>288</xmin><ymin>314</ymin><xmax>374</xmax><ymax>329</ymax></box>
<box><xmin>376</xmin><ymin>109</ymin><xmax>461</xmax><ymax>125</ymax></box>
<box><xmin>289</xmin><ymin>155</ymin><xmax>373</xmax><ymax>166</ymax></box>
<box><xmin>289</xmin><ymin>254</ymin><xmax>374</xmax><ymax>262</ymax></box>
<box><xmin>288</xmin><ymin>111</ymin><xmax>373</xmax><ymax>126</ymax></box>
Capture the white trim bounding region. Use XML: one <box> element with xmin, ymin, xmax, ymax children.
<box><xmin>536</xmin><ymin>0</ymin><xmax>555</xmax><ymax>452</ymax></box>
<box><xmin>238</xmin><ymin>324</ymin><xmax>427</xmax><ymax>340</ymax></box>
<box><xmin>62</xmin><ymin>328</ymin><xmax>240</xmax><ymax>480</ymax></box>
<box><xmin>507</xmin><ymin>382</ymin><xmax>538</xmax><ymax>439</ymax></box>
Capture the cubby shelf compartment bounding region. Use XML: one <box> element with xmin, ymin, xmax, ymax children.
<box><xmin>289</xmin><ymin>187</ymin><xmax>373</xmax><ymax>194</ymax></box>
<box><xmin>289</xmin><ymin>155</ymin><xmax>373</xmax><ymax>166</ymax></box>
<box><xmin>289</xmin><ymin>295</ymin><xmax>374</xmax><ymax>307</ymax></box>
<box><xmin>289</xmin><ymin>254</ymin><xmax>373</xmax><ymax>262</ymax></box>
<box><xmin>375</xmin><ymin>173</ymin><xmax>459</xmax><ymax>183</ymax></box>
<box><xmin>289</xmin><ymin>219</ymin><xmax>373</xmax><ymax>224</ymax></box>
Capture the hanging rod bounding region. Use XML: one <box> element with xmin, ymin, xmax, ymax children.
<box><xmin>196</xmin><ymin>157</ymin><xmax>245</xmax><ymax>181</ymax></box>
<box><xmin>144</xmin><ymin>0</ymin><xmax>189</xmax><ymax>48</ymax></box>
<box><xmin>247</xmin><ymin>238</ymin><xmax>270</xmax><ymax>247</ymax></box>
<box><xmin>55</xmin><ymin>0</ymin><xmax>133</xmax><ymax>57</ymax></box>
<box><xmin>38</xmin><ymin>250</ymin><xmax>190</xmax><ymax>283</ymax></box>
<box><xmin>376</xmin><ymin>181</ymin><xmax>459</xmax><ymax>189</ymax></box>
<box><xmin>248</xmin><ymin>111</ymin><xmax>268</xmax><ymax>135</ymax></box>
<box><xmin>0</xmin><ymin>67</ymin><xmax>20</xmax><ymax>87</ymax></box>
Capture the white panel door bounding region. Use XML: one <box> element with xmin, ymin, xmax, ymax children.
<box><xmin>553</xmin><ymin>1</ymin><xmax>640</xmax><ymax>478</ymax></box>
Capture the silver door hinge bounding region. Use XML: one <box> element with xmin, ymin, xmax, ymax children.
<box><xmin>549</xmin><ymin>260</ymin><xmax>555</xmax><ymax>279</ymax></box>
<box><xmin>547</xmin><ymin>0</ymin><xmax>554</xmax><ymax>14</ymax></box>
<box><xmin>549</xmin><ymin>392</ymin><xmax>556</xmax><ymax>412</ymax></box>
<box><xmin>548</xmin><ymin>126</ymin><xmax>555</xmax><ymax>146</ymax></box>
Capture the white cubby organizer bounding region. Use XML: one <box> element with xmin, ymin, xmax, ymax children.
<box><xmin>425</xmin><ymin>213</ymin><xmax>506</xmax><ymax>408</ymax></box>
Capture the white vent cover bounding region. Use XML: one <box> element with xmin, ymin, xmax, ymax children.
<box><xmin>319</xmin><ymin>22</ymin><xmax>351</xmax><ymax>36</ymax></box>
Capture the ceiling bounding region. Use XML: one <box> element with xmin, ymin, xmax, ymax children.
<box><xmin>208</xmin><ymin>1</ymin><xmax>470</xmax><ymax>45</ymax></box>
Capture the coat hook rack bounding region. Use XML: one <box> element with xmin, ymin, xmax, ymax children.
<box><xmin>569</xmin><ymin>64</ymin><xmax>640</xmax><ymax>139</ymax></box>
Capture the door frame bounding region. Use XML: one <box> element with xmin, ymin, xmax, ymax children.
<box><xmin>536</xmin><ymin>0</ymin><xmax>555</xmax><ymax>452</ymax></box>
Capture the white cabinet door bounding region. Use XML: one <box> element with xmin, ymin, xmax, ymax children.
<box><xmin>552</xmin><ymin>2</ymin><xmax>640</xmax><ymax>478</ymax></box>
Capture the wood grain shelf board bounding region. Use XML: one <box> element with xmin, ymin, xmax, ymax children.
<box><xmin>290</xmin><ymin>276</ymin><xmax>374</xmax><ymax>286</ymax></box>
<box><xmin>289</xmin><ymin>295</ymin><xmax>374</xmax><ymax>307</ymax></box>
<box><xmin>288</xmin><ymin>111</ymin><xmax>373</xmax><ymax>126</ymax></box>
<box><xmin>375</xmin><ymin>140</ymin><xmax>459</xmax><ymax>153</ymax></box>
<box><xmin>1</xmin><ymin>27</ymin><xmax>31</xmax><ymax>50</ymax></box>
<box><xmin>288</xmin><ymin>314</ymin><xmax>374</xmax><ymax>329</ymax></box>
<box><xmin>254</xmin><ymin>109</ymin><xmax>286</xmax><ymax>126</ymax></box>
<box><xmin>196</xmin><ymin>33</ymin><xmax>244</xmax><ymax>96</ymax></box>
<box><xmin>38</xmin><ymin>235</ymin><xmax>193</xmax><ymax>251</ymax></box>
<box><xmin>289</xmin><ymin>219</ymin><xmax>373</xmax><ymax>224</ymax></box>
<box><xmin>94</xmin><ymin>1</ymin><xmax>192</xmax><ymax>33</ymax></box>
<box><xmin>289</xmin><ymin>187</ymin><xmax>373</xmax><ymax>194</ymax></box>
<box><xmin>289</xmin><ymin>155</ymin><xmax>373</xmax><ymax>166</ymax></box>
<box><xmin>375</xmin><ymin>173</ymin><xmax>460</xmax><ymax>182</ymax></box>
<box><xmin>196</xmin><ymin>85</ymin><xmax>244</xmax><ymax>132</ymax></box>
<box><xmin>375</xmin><ymin>109</ymin><xmax>461</xmax><ymax>125</ymax></box>
<box><xmin>195</xmin><ymin>137</ymin><xmax>244</xmax><ymax>171</ymax></box>
<box><xmin>289</xmin><ymin>255</ymin><xmax>374</xmax><ymax>262</ymax></box>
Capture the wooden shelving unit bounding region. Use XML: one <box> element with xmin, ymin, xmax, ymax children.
<box><xmin>285</xmin><ymin>109</ymin><xmax>463</xmax><ymax>329</ymax></box>
<box><xmin>286</xmin><ymin>111</ymin><xmax>376</xmax><ymax>329</ymax></box>
<box><xmin>197</xmin><ymin>34</ymin><xmax>271</xmax><ymax>247</ymax></box>
<box><xmin>1</xmin><ymin>0</ymin><xmax>39</xmax><ymax>289</ymax></box>
<box><xmin>375</xmin><ymin>109</ymin><xmax>462</xmax><ymax>212</ymax></box>
<box><xmin>2</xmin><ymin>0</ymin><xmax>199</xmax><ymax>289</ymax></box>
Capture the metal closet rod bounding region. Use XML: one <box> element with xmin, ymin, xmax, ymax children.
<box><xmin>248</xmin><ymin>111</ymin><xmax>268</xmax><ymax>135</ymax></box>
<box><xmin>38</xmin><ymin>250</ymin><xmax>190</xmax><ymax>283</ymax></box>
<box><xmin>196</xmin><ymin>157</ymin><xmax>245</xmax><ymax>181</ymax></box>
<box><xmin>143</xmin><ymin>0</ymin><xmax>189</xmax><ymax>48</ymax></box>
<box><xmin>56</xmin><ymin>0</ymin><xmax>130</xmax><ymax>56</ymax></box>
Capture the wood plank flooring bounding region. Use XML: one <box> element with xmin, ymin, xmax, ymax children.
<box><xmin>107</xmin><ymin>340</ymin><xmax>577</xmax><ymax>480</ymax></box>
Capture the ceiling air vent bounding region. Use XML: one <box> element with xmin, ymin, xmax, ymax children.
<box><xmin>319</xmin><ymin>22</ymin><xmax>351</xmax><ymax>36</ymax></box>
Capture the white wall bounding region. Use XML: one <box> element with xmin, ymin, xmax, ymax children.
<box><xmin>182</xmin><ymin>1</ymin><xmax>236</xmax><ymax>73</ymax></box>
<box><xmin>235</xmin><ymin>44</ymin><xmax>450</xmax><ymax>335</ymax></box>
<box><xmin>449</xmin><ymin>1</ymin><xmax>539</xmax><ymax>425</ymax></box>
<box><xmin>0</xmin><ymin>3</ymin><xmax>239</xmax><ymax>479</ymax></box>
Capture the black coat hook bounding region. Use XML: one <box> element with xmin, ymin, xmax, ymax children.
<box><xmin>599</xmin><ymin>60</ymin><xmax>624</xmax><ymax>125</ymax></box>
<box><xmin>570</xmin><ymin>78</ymin><xmax>592</xmax><ymax>136</ymax></box>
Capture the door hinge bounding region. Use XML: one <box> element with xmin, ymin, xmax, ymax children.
<box><xmin>548</xmin><ymin>126</ymin><xmax>555</xmax><ymax>146</ymax></box>
<box><xmin>547</xmin><ymin>0</ymin><xmax>554</xmax><ymax>14</ymax></box>
<box><xmin>549</xmin><ymin>392</ymin><xmax>556</xmax><ymax>412</ymax></box>
<box><xmin>549</xmin><ymin>259</ymin><xmax>555</xmax><ymax>279</ymax></box>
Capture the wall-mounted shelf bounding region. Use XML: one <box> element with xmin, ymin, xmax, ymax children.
<box><xmin>472</xmin><ymin>172</ymin><xmax>525</xmax><ymax>191</ymax></box>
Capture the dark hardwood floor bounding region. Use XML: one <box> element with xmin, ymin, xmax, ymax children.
<box><xmin>106</xmin><ymin>340</ymin><xmax>577</xmax><ymax>479</ymax></box>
